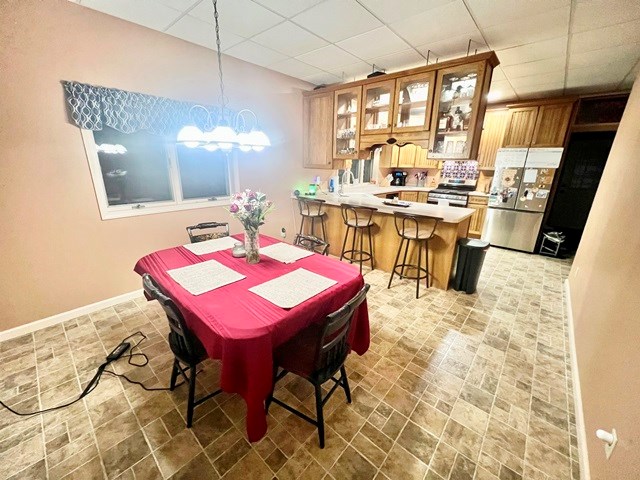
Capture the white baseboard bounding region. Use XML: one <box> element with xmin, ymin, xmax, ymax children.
<box><xmin>564</xmin><ymin>279</ymin><xmax>590</xmax><ymax>480</ymax></box>
<box><xmin>0</xmin><ymin>289</ymin><xmax>143</xmax><ymax>342</ymax></box>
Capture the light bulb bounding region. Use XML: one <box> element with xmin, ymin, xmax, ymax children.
<box><xmin>201</xmin><ymin>130</ymin><xmax>220</xmax><ymax>151</ymax></box>
<box><xmin>177</xmin><ymin>125</ymin><xmax>204</xmax><ymax>148</ymax></box>
<box><xmin>236</xmin><ymin>131</ymin><xmax>253</xmax><ymax>152</ymax></box>
<box><xmin>209</xmin><ymin>125</ymin><xmax>238</xmax><ymax>146</ymax></box>
<box><xmin>247</xmin><ymin>129</ymin><xmax>270</xmax><ymax>152</ymax></box>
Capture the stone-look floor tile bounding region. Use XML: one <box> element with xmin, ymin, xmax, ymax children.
<box><xmin>329</xmin><ymin>445</ymin><xmax>377</xmax><ymax>480</ymax></box>
<box><xmin>327</xmin><ymin>405</ymin><xmax>366</xmax><ymax>442</ymax></box>
<box><xmin>429</xmin><ymin>441</ymin><xmax>457</xmax><ymax>479</ymax></box>
<box><xmin>442</xmin><ymin>419</ymin><xmax>483</xmax><ymax>460</ymax></box>
<box><xmin>380</xmin><ymin>443</ymin><xmax>428</xmax><ymax>480</ymax></box>
<box><xmin>525</xmin><ymin>437</ymin><xmax>572</xmax><ymax>479</ymax></box>
<box><xmin>0</xmin><ymin>434</ymin><xmax>44</xmax><ymax>480</ymax></box>
<box><xmin>6</xmin><ymin>459</ymin><xmax>46</xmax><ymax>480</ymax></box>
<box><xmin>409</xmin><ymin>400</ymin><xmax>448</xmax><ymax>437</ymax></box>
<box><xmin>94</xmin><ymin>410</ymin><xmax>140</xmax><ymax>453</ymax></box>
<box><xmin>49</xmin><ymin>442</ymin><xmax>99</xmax><ymax>480</ymax></box>
<box><xmin>450</xmin><ymin>398</ymin><xmax>489</xmax><ymax>435</ymax></box>
<box><xmin>396</xmin><ymin>421</ymin><xmax>439</xmax><ymax>465</ymax></box>
<box><xmin>265</xmin><ymin>447</ymin><xmax>288</xmax><ymax>473</ymax></box>
<box><xmin>350</xmin><ymin>432</ymin><xmax>387</xmax><ymax>467</ymax></box>
<box><xmin>101</xmin><ymin>430</ymin><xmax>150</xmax><ymax>479</ymax></box>
<box><xmin>450</xmin><ymin>453</ymin><xmax>476</xmax><ymax>480</ymax></box>
<box><xmin>276</xmin><ymin>446</ymin><xmax>314</xmax><ymax>480</ymax></box>
<box><xmin>485</xmin><ymin>416</ymin><xmax>527</xmax><ymax>459</ymax></box>
<box><xmin>212</xmin><ymin>438</ymin><xmax>251</xmax><ymax>476</ymax></box>
<box><xmin>303</xmin><ymin>426</ymin><xmax>347</xmax><ymax>470</ymax></box>
<box><xmin>169</xmin><ymin>452</ymin><xmax>219</xmax><ymax>480</ymax></box>
<box><xmin>62</xmin><ymin>454</ymin><xmax>104</xmax><ymax>479</ymax></box>
<box><xmin>154</xmin><ymin>429</ymin><xmax>203</xmax><ymax>478</ymax></box>
<box><xmin>131</xmin><ymin>454</ymin><xmax>163</xmax><ymax>480</ymax></box>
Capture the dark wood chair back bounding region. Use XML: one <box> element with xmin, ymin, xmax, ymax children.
<box><xmin>142</xmin><ymin>274</ymin><xmax>202</xmax><ymax>361</ymax></box>
<box><xmin>294</xmin><ymin>234</ymin><xmax>329</xmax><ymax>255</ymax></box>
<box><xmin>297</xmin><ymin>198</ymin><xmax>326</xmax><ymax>217</ymax></box>
<box><xmin>340</xmin><ymin>204</ymin><xmax>376</xmax><ymax>227</ymax></box>
<box><xmin>186</xmin><ymin>222</ymin><xmax>230</xmax><ymax>243</ymax></box>
<box><xmin>313</xmin><ymin>284</ymin><xmax>370</xmax><ymax>381</ymax></box>
<box><xmin>392</xmin><ymin>212</ymin><xmax>441</xmax><ymax>240</ymax></box>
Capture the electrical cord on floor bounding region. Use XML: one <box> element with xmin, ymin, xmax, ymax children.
<box><xmin>0</xmin><ymin>330</ymin><xmax>190</xmax><ymax>416</ymax></box>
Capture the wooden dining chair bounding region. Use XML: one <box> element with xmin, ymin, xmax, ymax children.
<box><xmin>266</xmin><ymin>283</ymin><xmax>370</xmax><ymax>448</ymax></box>
<box><xmin>186</xmin><ymin>222</ymin><xmax>230</xmax><ymax>243</ymax></box>
<box><xmin>294</xmin><ymin>233</ymin><xmax>330</xmax><ymax>255</ymax></box>
<box><xmin>142</xmin><ymin>274</ymin><xmax>222</xmax><ymax>427</ymax></box>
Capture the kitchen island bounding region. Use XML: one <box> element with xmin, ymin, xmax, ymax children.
<box><xmin>295</xmin><ymin>187</ymin><xmax>475</xmax><ymax>290</ymax></box>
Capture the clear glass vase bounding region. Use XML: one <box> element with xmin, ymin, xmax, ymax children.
<box><xmin>244</xmin><ymin>227</ymin><xmax>260</xmax><ymax>264</ymax></box>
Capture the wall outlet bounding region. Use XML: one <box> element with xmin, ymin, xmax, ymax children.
<box><xmin>280</xmin><ymin>227</ymin><xmax>286</xmax><ymax>238</ymax></box>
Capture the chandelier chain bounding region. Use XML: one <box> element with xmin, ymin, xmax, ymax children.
<box><xmin>213</xmin><ymin>0</ymin><xmax>228</xmax><ymax>119</ymax></box>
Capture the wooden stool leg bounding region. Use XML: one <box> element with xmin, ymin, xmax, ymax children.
<box><xmin>388</xmin><ymin>237</ymin><xmax>404</xmax><ymax>289</ymax></box>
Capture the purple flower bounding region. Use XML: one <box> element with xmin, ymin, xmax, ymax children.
<box><xmin>229</xmin><ymin>203</ymin><xmax>239</xmax><ymax>213</ymax></box>
<box><xmin>248</xmin><ymin>191</ymin><xmax>257</xmax><ymax>199</ymax></box>
<box><xmin>244</xmin><ymin>204</ymin><xmax>253</xmax><ymax>212</ymax></box>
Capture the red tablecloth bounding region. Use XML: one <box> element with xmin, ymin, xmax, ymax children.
<box><xmin>134</xmin><ymin>234</ymin><xmax>369</xmax><ymax>441</ymax></box>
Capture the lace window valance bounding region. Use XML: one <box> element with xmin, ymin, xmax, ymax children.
<box><xmin>63</xmin><ymin>81</ymin><xmax>231</xmax><ymax>136</ymax></box>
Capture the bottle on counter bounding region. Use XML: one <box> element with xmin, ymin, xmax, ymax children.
<box><xmin>328</xmin><ymin>178</ymin><xmax>334</xmax><ymax>193</ymax></box>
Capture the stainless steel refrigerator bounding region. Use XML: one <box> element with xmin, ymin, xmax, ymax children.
<box><xmin>482</xmin><ymin>148</ymin><xmax>563</xmax><ymax>252</ymax></box>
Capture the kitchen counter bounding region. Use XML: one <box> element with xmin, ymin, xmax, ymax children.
<box><xmin>294</xmin><ymin>186</ymin><xmax>474</xmax><ymax>290</ymax></box>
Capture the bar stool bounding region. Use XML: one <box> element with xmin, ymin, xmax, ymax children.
<box><xmin>387</xmin><ymin>212</ymin><xmax>441</xmax><ymax>298</ymax></box>
<box><xmin>298</xmin><ymin>198</ymin><xmax>327</xmax><ymax>241</ymax></box>
<box><xmin>339</xmin><ymin>204</ymin><xmax>376</xmax><ymax>274</ymax></box>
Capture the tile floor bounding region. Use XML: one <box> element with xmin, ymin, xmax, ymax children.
<box><xmin>0</xmin><ymin>247</ymin><xmax>578</xmax><ymax>480</ymax></box>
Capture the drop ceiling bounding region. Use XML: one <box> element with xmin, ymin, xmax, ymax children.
<box><xmin>70</xmin><ymin>0</ymin><xmax>640</xmax><ymax>101</ymax></box>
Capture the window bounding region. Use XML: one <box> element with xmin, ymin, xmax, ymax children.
<box><xmin>83</xmin><ymin>126</ymin><xmax>237</xmax><ymax>219</ymax></box>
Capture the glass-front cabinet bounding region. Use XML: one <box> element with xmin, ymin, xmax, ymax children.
<box><xmin>429</xmin><ymin>62</ymin><xmax>485</xmax><ymax>159</ymax></box>
<box><xmin>333</xmin><ymin>86</ymin><xmax>361</xmax><ymax>159</ymax></box>
<box><xmin>361</xmin><ymin>79</ymin><xmax>395</xmax><ymax>135</ymax></box>
<box><xmin>392</xmin><ymin>72</ymin><xmax>435</xmax><ymax>133</ymax></box>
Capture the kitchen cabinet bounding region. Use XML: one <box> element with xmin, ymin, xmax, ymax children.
<box><xmin>417</xmin><ymin>192</ymin><xmax>428</xmax><ymax>203</ymax></box>
<box><xmin>477</xmin><ymin>108</ymin><xmax>509</xmax><ymax>168</ymax></box>
<box><xmin>392</xmin><ymin>72</ymin><xmax>435</xmax><ymax>133</ymax></box>
<box><xmin>531</xmin><ymin>103</ymin><xmax>573</xmax><ymax>147</ymax></box>
<box><xmin>399</xmin><ymin>191</ymin><xmax>419</xmax><ymax>202</ymax></box>
<box><xmin>378</xmin><ymin>144</ymin><xmax>438</xmax><ymax>169</ymax></box>
<box><xmin>333</xmin><ymin>86</ymin><xmax>362</xmax><ymax>159</ymax></box>
<box><xmin>467</xmin><ymin>195</ymin><xmax>489</xmax><ymax>238</ymax></box>
<box><xmin>502</xmin><ymin>107</ymin><xmax>538</xmax><ymax>147</ymax></box>
<box><xmin>361</xmin><ymin>79</ymin><xmax>395</xmax><ymax>135</ymax></box>
<box><xmin>429</xmin><ymin>61</ymin><xmax>491</xmax><ymax>159</ymax></box>
<box><xmin>303</xmin><ymin>91</ymin><xmax>334</xmax><ymax>169</ymax></box>
<box><xmin>414</xmin><ymin>146</ymin><xmax>439</xmax><ymax>168</ymax></box>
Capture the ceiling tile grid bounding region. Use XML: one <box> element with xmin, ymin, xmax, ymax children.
<box><xmin>71</xmin><ymin>0</ymin><xmax>640</xmax><ymax>101</ymax></box>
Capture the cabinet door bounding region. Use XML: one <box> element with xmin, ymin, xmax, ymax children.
<box><xmin>417</xmin><ymin>192</ymin><xmax>428</xmax><ymax>203</ymax></box>
<box><xmin>397</xmin><ymin>144</ymin><xmax>417</xmax><ymax>168</ymax></box>
<box><xmin>400</xmin><ymin>191</ymin><xmax>418</xmax><ymax>202</ymax></box>
<box><xmin>531</xmin><ymin>103</ymin><xmax>573</xmax><ymax>147</ymax></box>
<box><xmin>477</xmin><ymin>108</ymin><xmax>509</xmax><ymax>168</ymax></box>
<box><xmin>392</xmin><ymin>72</ymin><xmax>435</xmax><ymax>133</ymax></box>
<box><xmin>468</xmin><ymin>205</ymin><xmax>487</xmax><ymax>237</ymax></box>
<box><xmin>303</xmin><ymin>92</ymin><xmax>334</xmax><ymax>169</ymax></box>
<box><xmin>378</xmin><ymin>144</ymin><xmax>399</xmax><ymax>168</ymax></box>
<box><xmin>429</xmin><ymin>62</ymin><xmax>486</xmax><ymax>159</ymax></box>
<box><xmin>333</xmin><ymin>86</ymin><xmax>361</xmax><ymax>159</ymax></box>
<box><xmin>502</xmin><ymin>107</ymin><xmax>538</xmax><ymax>147</ymax></box>
<box><xmin>361</xmin><ymin>79</ymin><xmax>396</xmax><ymax>135</ymax></box>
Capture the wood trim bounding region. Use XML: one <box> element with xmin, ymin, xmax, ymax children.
<box><xmin>303</xmin><ymin>51</ymin><xmax>499</xmax><ymax>96</ymax></box>
<box><xmin>571</xmin><ymin>123</ymin><xmax>620</xmax><ymax>132</ymax></box>
<box><xmin>361</xmin><ymin>78</ymin><xmax>396</xmax><ymax>136</ymax></box>
<box><xmin>333</xmin><ymin>86</ymin><xmax>362</xmax><ymax>160</ymax></box>
<box><xmin>390</xmin><ymin>71</ymin><xmax>436</xmax><ymax>134</ymax></box>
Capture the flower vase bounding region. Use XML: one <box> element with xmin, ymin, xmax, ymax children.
<box><xmin>244</xmin><ymin>227</ymin><xmax>260</xmax><ymax>264</ymax></box>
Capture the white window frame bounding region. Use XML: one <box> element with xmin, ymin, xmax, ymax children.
<box><xmin>81</xmin><ymin>129</ymin><xmax>239</xmax><ymax>220</ymax></box>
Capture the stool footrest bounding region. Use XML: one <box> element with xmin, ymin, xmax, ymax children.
<box><xmin>392</xmin><ymin>264</ymin><xmax>430</xmax><ymax>281</ymax></box>
<box><xmin>342</xmin><ymin>249</ymin><xmax>373</xmax><ymax>263</ymax></box>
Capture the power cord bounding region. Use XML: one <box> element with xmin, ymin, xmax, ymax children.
<box><xmin>0</xmin><ymin>331</ymin><xmax>189</xmax><ymax>416</ymax></box>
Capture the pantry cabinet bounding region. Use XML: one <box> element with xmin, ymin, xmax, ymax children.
<box><xmin>303</xmin><ymin>91</ymin><xmax>334</xmax><ymax>169</ymax></box>
<box><xmin>477</xmin><ymin>108</ymin><xmax>509</xmax><ymax>168</ymax></box>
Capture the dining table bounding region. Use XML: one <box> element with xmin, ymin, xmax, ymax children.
<box><xmin>133</xmin><ymin>233</ymin><xmax>370</xmax><ymax>442</ymax></box>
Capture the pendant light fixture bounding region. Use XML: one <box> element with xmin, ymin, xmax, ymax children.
<box><xmin>176</xmin><ymin>0</ymin><xmax>270</xmax><ymax>152</ymax></box>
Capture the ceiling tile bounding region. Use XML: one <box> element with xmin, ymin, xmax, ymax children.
<box><xmin>390</xmin><ymin>1</ymin><xmax>477</xmax><ymax>47</ymax></box>
<box><xmin>165</xmin><ymin>14</ymin><xmax>244</xmax><ymax>49</ymax></box>
<box><xmin>268</xmin><ymin>58</ymin><xmax>324</xmax><ymax>78</ymax></box>
<box><xmin>224</xmin><ymin>40</ymin><xmax>287</xmax><ymax>67</ymax></box>
<box><xmin>301</xmin><ymin>71</ymin><xmax>341</xmax><ymax>86</ymax></box>
<box><xmin>365</xmin><ymin>49</ymin><xmax>425</xmax><ymax>73</ymax></box>
<box><xmin>570</xmin><ymin>19</ymin><xmax>640</xmax><ymax>53</ymax></box>
<box><xmin>296</xmin><ymin>44</ymin><xmax>361</xmax><ymax>70</ymax></box>
<box><xmin>292</xmin><ymin>0</ymin><xmax>382</xmax><ymax>43</ymax></box>
<box><xmin>466</xmin><ymin>0</ymin><xmax>569</xmax><ymax>28</ymax></box>
<box><xmin>517</xmin><ymin>87</ymin><xmax>565</xmax><ymax>99</ymax></box>
<box><xmin>569</xmin><ymin>43</ymin><xmax>640</xmax><ymax>71</ymax></box>
<box><xmin>251</xmin><ymin>21</ymin><xmax>328</xmax><ymax>56</ymax></box>
<box><xmin>190</xmin><ymin>0</ymin><xmax>284</xmax><ymax>38</ymax></box>
<box><xmin>482</xmin><ymin>7</ymin><xmax>570</xmax><ymax>51</ymax></box>
<box><xmin>328</xmin><ymin>61</ymin><xmax>373</xmax><ymax>82</ymax></box>
<box><xmin>81</xmin><ymin>0</ymin><xmax>183</xmax><ymax>30</ymax></box>
<box><xmin>502</xmin><ymin>57</ymin><xmax>566</xmax><ymax>79</ymax></box>
<box><xmin>252</xmin><ymin>0</ymin><xmax>325</xmax><ymax>18</ymax></box>
<box><xmin>491</xmin><ymin>66</ymin><xmax>506</xmax><ymax>81</ymax></box>
<box><xmin>415</xmin><ymin>31</ymin><xmax>487</xmax><ymax>63</ymax></box>
<box><xmin>496</xmin><ymin>37</ymin><xmax>567</xmax><ymax>67</ymax></box>
<box><xmin>337</xmin><ymin>27</ymin><xmax>410</xmax><ymax>60</ymax></box>
<box><xmin>572</xmin><ymin>0</ymin><xmax>640</xmax><ymax>33</ymax></box>
<box><xmin>509</xmin><ymin>71</ymin><xmax>565</xmax><ymax>89</ymax></box>
<box><xmin>153</xmin><ymin>0</ymin><xmax>200</xmax><ymax>11</ymax></box>
<box><xmin>357</xmin><ymin>0</ymin><xmax>455</xmax><ymax>24</ymax></box>
<box><xmin>566</xmin><ymin>61</ymin><xmax>638</xmax><ymax>88</ymax></box>
<box><xmin>488</xmin><ymin>80</ymin><xmax>517</xmax><ymax>102</ymax></box>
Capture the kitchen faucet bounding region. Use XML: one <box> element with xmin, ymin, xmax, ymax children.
<box><xmin>339</xmin><ymin>170</ymin><xmax>355</xmax><ymax>196</ymax></box>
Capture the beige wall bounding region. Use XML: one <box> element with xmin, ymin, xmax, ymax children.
<box><xmin>568</xmin><ymin>73</ymin><xmax>640</xmax><ymax>479</ymax></box>
<box><xmin>0</xmin><ymin>0</ymin><xmax>328</xmax><ymax>330</ymax></box>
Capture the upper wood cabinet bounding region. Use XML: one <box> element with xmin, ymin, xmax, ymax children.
<box><xmin>502</xmin><ymin>102</ymin><xmax>574</xmax><ymax>149</ymax></box>
<box><xmin>361</xmin><ymin>79</ymin><xmax>395</xmax><ymax>135</ymax></box>
<box><xmin>303</xmin><ymin>91</ymin><xmax>334</xmax><ymax>169</ymax></box>
<box><xmin>531</xmin><ymin>103</ymin><xmax>573</xmax><ymax>147</ymax></box>
<box><xmin>391</xmin><ymin>72</ymin><xmax>435</xmax><ymax>134</ymax></box>
<box><xmin>333</xmin><ymin>86</ymin><xmax>361</xmax><ymax>160</ymax></box>
<box><xmin>477</xmin><ymin>108</ymin><xmax>509</xmax><ymax>168</ymax></box>
<box><xmin>429</xmin><ymin>61</ymin><xmax>489</xmax><ymax>159</ymax></box>
<box><xmin>502</xmin><ymin>107</ymin><xmax>538</xmax><ymax>147</ymax></box>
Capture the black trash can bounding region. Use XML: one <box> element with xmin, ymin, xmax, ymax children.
<box><xmin>453</xmin><ymin>238</ymin><xmax>489</xmax><ymax>294</ymax></box>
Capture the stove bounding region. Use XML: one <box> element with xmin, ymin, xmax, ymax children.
<box><xmin>427</xmin><ymin>160</ymin><xmax>479</xmax><ymax>207</ymax></box>
<box><xmin>427</xmin><ymin>185</ymin><xmax>474</xmax><ymax>207</ymax></box>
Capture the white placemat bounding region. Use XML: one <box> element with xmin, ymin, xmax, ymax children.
<box><xmin>249</xmin><ymin>268</ymin><xmax>337</xmax><ymax>309</ymax></box>
<box><xmin>182</xmin><ymin>236</ymin><xmax>238</xmax><ymax>255</ymax></box>
<box><xmin>167</xmin><ymin>259</ymin><xmax>245</xmax><ymax>295</ymax></box>
<box><xmin>260</xmin><ymin>242</ymin><xmax>314</xmax><ymax>264</ymax></box>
